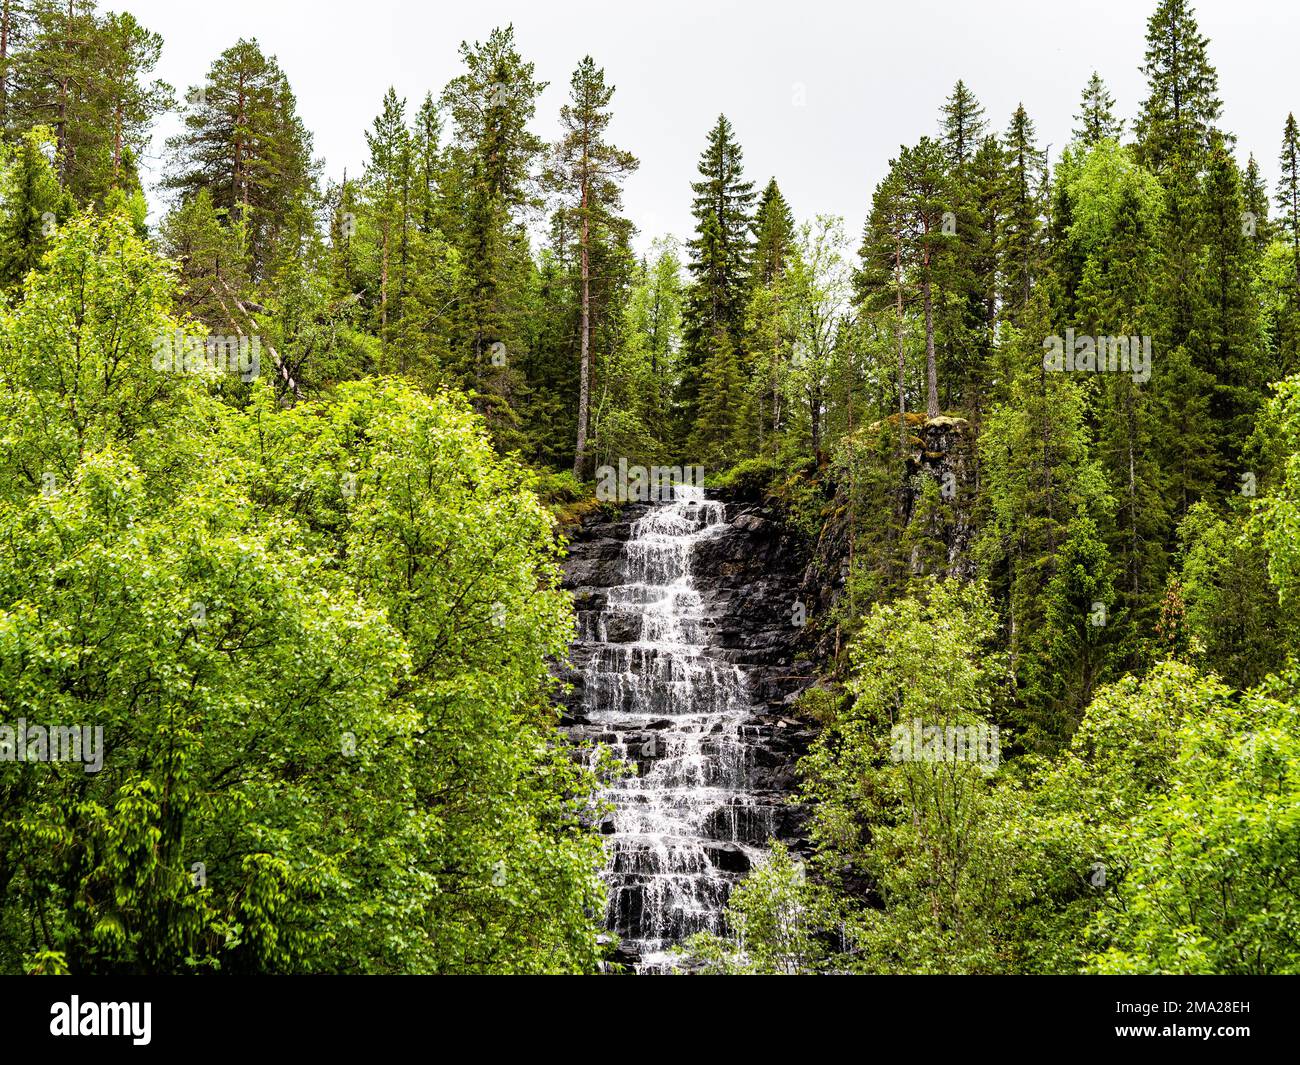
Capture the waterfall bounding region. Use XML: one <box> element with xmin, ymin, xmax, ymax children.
<box><xmin>574</xmin><ymin>484</ymin><xmax>775</xmax><ymax>972</ymax></box>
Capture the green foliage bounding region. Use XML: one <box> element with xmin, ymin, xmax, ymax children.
<box><xmin>0</xmin><ymin>128</ymin><xmax>68</xmax><ymax>289</ymax></box>
<box><xmin>679</xmin><ymin>841</ymin><xmax>837</xmax><ymax>974</ymax></box>
<box><xmin>0</xmin><ymin>212</ymin><xmax>607</xmax><ymax>974</ymax></box>
<box><xmin>1085</xmin><ymin>670</ymin><xmax>1300</xmax><ymax>974</ymax></box>
<box><xmin>798</xmin><ymin>578</ymin><xmax>1016</xmax><ymax>972</ymax></box>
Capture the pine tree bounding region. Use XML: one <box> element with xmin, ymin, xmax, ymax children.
<box><xmin>681</xmin><ymin>114</ymin><xmax>755</xmax><ymax>433</ymax></box>
<box><xmin>5</xmin><ymin>0</ymin><xmax>169</xmax><ymax>205</ymax></box>
<box><xmin>0</xmin><ymin>0</ymin><xmax>39</xmax><ymax>132</ymax></box>
<box><xmin>97</xmin><ymin>12</ymin><xmax>170</xmax><ymax>192</ymax></box>
<box><xmin>166</xmin><ymin>38</ymin><xmax>317</xmax><ymax>279</ymax></box>
<box><xmin>1072</xmin><ymin>72</ymin><xmax>1123</xmax><ymax>146</ymax></box>
<box><xmin>546</xmin><ymin>56</ymin><xmax>638</xmax><ymax>478</ymax></box>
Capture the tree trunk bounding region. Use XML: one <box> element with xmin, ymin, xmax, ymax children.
<box><xmin>894</xmin><ymin>231</ymin><xmax>908</xmax><ymax>451</ymax></box>
<box><xmin>922</xmin><ymin>253</ymin><xmax>939</xmax><ymax>419</ymax></box>
<box><xmin>573</xmin><ymin>166</ymin><xmax>591</xmax><ymax>479</ymax></box>
<box><xmin>1</xmin><ymin>0</ymin><xmax>11</xmax><ymax>130</ymax></box>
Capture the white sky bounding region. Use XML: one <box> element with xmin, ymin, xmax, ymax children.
<box><xmin>119</xmin><ymin>0</ymin><xmax>1300</xmax><ymax>250</ymax></box>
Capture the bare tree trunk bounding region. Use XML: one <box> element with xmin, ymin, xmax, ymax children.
<box><xmin>894</xmin><ymin>231</ymin><xmax>908</xmax><ymax>451</ymax></box>
<box><xmin>573</xmin><ymin>144</ymin><xmax>592</xmax><ymax>479</ymax></box>
<box><xmin>56</xmin><ymin>0</ymin><xmax>71</xmax><ymax>185</ymax></box>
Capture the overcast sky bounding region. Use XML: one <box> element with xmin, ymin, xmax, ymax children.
<box><xmin>119</xmin><ymin>0</ymin><xmax>1299</xmax><ymax>249</ymax></box>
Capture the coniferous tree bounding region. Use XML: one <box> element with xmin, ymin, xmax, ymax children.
<box><xmin>439</xmin><ymin>25</ymin><xmax>546</xmax><ymax>439</ymax></box>
<box><xmin>1072</xmin><ymin>72</ymin><xmax>1123</xmax><ymax>146</ymax></box>
<box><xmin>688</xmin><ymin>328</ymin><xmax>746</xmax><ymax>466</ymax></box>
<box><xmin>1272</xmin><ymin>113</ymin><xmax>1300</xmax><ymax>374</ymax></box>
<box><xmin>1133</xmin><ymin>0</ymin><xmax>1223</xmax><ymax>174</ymax></box>
<box><xmin>998</xmin><ymin>105</ymin><xmax>1047</xmax><ymax>322</ymax></box>
<box><xmin>1240</xmin><ymin>153</ymin><xmax>1272</xmax><ymax>265</ymax></box>
<box><xmin>746</xmin><ymin>178</ymin><xmax>796</xmax><ymax>449</ymax></box>
<box><xmin>1196</xmin><ymin>132</ymin><xmax>1268</xmax><ymax>478</ymax></box>
<box><xmin>0</xmin><ymin>0</ymin><xmax>40</xmax><ymax>132</ymax></box>
<box><xmin>1021</xmin><ymin>515</ymin><xmax>1119</xmax><ymax>749</ymax></box>
<box><xmin>896</xmin><ymin>137</ymin><xmax>952</xmax><ymax>418</ymax></box>
<box><xmin>166</xmin><ymin>38</ymin><xmax>317</xmax><ymax>279</ymax></box>
<box><xmin>546</xmin><ymin>56</ymin><xmax>638</xmax><ymax>477</ymax></box>
<box><xmin>856</xmin><ymin>165</ymin><xmax>913</xmax><ymax>451</ymax></box>
<box><xmin>0</xmin><ymin>124</ymin><xmax>65</xmax><ymax>287</ymax></box>
<box><xmin>681</xmin><ymin>114</ymin><xmax>755</xmax><ymax>437</ymax></box>
<box><xmin>940</xmin><ymin>79</ymin><xmax>986</xmax><ymax>168</ymax></box>
<box><xmin>5</xmin><ymin>0</ymin><xmax>169</xmax><ymax>204</ymax></box>
<box><xmin>1278</xmin><ymin>114</ymin><xmax>1300</xmax><ymax>290</ymax></box>
<box><xmin>750</xmin><ymin>177</ymin><xmax>795</xmax><ymax>289</ymax></box>
<box><xmin>362</xmin><ymin>88</ymin><xmax>414</xmax><ymax>364</ymax></box>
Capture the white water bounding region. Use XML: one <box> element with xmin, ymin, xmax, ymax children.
<box><xmin>577</xmin><ymin>484</ymin><xmax>774</xmax><ymax>972</ymax></box>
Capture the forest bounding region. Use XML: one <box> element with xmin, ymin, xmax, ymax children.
<box><xmin>0</xmin><ymin>0</ymin><xmax>1298</xmax><ymax>976</ymax></box>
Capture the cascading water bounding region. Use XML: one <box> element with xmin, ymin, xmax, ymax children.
<box><xmin>574</xmin><ymin>484</ymin><xmax>776</xmax><ymax>972</ymax></box>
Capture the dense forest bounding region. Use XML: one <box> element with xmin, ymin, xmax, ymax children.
<box><xmin>0</xmin><ymin>0</ymin><xmax>1297</xmax><ymax>975</ymax></box>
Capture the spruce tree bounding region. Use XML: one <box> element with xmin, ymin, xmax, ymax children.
<box><xmin>746</xmin><ymin>178</ymin><xmax>796</xmax><ymax>450</ymax></box>
<box><xmin>1278</xmin><ymin>113</ymin><xmax>1300</xmax><ymax>288</ymax></box>
<box><xmin>1196</xmin><ymin>132</ymin><xmax>1268</xmax><ymax>477</ymax></box>
<box><xmin>1242</xmin><ymin>153</ymin><xmax>1271</xmax><ymax>253</ymax></box>
<box><xmin>751</xmin><ymin>177</ymin><xmax>795</xmax><ymax>288</ymax></box>
<box><xmin>681</xmin><ymin>114</ymin><xmax>755</xmax><ymax>434</ymax></box>
<box><xmin>688</xmin><ymin>328</ymin><xmax>746</xmax><ymax>466</ymax></box>
<box><xmin>1021</xmin><ymin>515</ymin><xmax>1118</xmax><ymax>749</ymax></box>
<box><xmin>940</xmin><ymin>79</ymin><xmax>986</xmax><ymax>168</ymax></box>
<box><xmin>896</xmin><ymin>137</ymin><xmax>952</xmax><ymax>418</ymax></box>
<box><xmin>998</xmin><ymin>105</ymin><xmax>1047</xmax><ymax>322</ymax></box>
<box><xmin>1134</xmin><ymin>0</ymin><xmax>1223</xmax><ymax>173</ymax></box>
<box><xmin>1072</xmin><ymin>72</ymin><xmax>1123</xmax><ymax>146</ymax></box>
<box><xmin>439</xmin><ymin>25</ymin><xmax>547</xmax><ymax>438</ymax></box>
<box><xmin>0</xmin><ymin>125</ymin><xmax>65</xmax><ymax>287</ymax></box>
<box><xmin>362</xmin><ymin>88</ymin><xmax>414</xmax><ymax>365</ymax></box>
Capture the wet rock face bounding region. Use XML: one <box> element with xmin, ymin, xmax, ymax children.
<box><xmin>555</xmin><ymin>487</ymin><xmax>815</xmax><ymax>971</ymax></box>
<box><xmin>910</xmin><ymin>415</ymin><xmax>975</xmax><ymax>580</ymax></box>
